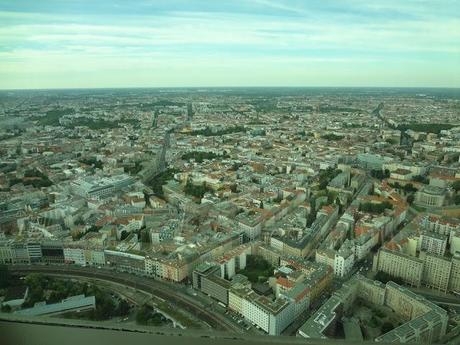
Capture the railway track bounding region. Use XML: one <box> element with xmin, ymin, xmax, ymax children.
<box><xmin>8</xmin><ymin>265</ymin><xmax>241</xmax><ymax>334</ymax></box>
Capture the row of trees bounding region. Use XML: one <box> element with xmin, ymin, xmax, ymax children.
<box><xmin>370</xmin><ymin>169</ymin><xmax>390</xmax><ymax>180</ymax></box>
<box><xmin>453</xmin><ymin>180</ymin><xmax>460</xmax><ymax>192</ymax></box>
<box><xmin>22</xmin><ymin>274</ymin><xmax>130</xmax><ymax>320</ymax></box>
<box><xmin>358</xmin><ymin>201</ymin><xmax>393</xmax><ymax>214</ymax></box>
<box><xmin>188</xmin><ymin>126</ymin><xmax>246</xmax><ymax>137</ymax></box>
<box><xmin>321</xmin><ymin>133</ymin><xmax>344</xmax><ymax>141</ymax></box>
<box><xmin>9</xmin><ymin>169</ymin><xmax>53</xmax><ymax>188</ymax></box>
<box><xmin>318</xmin><ymin>167</ymin><xmax>342</xmax><ymax>190</ymax></box>
<box><xmin>32</xmin><ymin>108</ymin><xmax>75</xmax><ymax>126</ymax></box>
<box><xmin>79</xmin><ymin>157</ymin><xmax>103</xmax><ymax>169</ymax></box>
<box><xmin>181</xmin><ymin>151</ymin><xmax>229</xmax><ymax>163</ymax></box>
<box><xmin>183</xmin><ymin>180</ymin><xmax>213</xmax><ymax>199</ymax></box>
<box><xmin>396</xmin><ymin>123</ymin><xmax>455</xmax><ymax>134</ymax></box>
<box><xmin>389</xmin><ymin>182</ymin><xmax>417</xmax><ymax>193</ymax></box>
<box><xmin>412</xmin><ymin>175</ymin><xmax>429</xmax><ymax>184</ymax></box>
<box><xmin>135</xmin><ymin>304</ymin><xmax>169</xmax><ymax>326</ymax></box>
<box><xmin>147</xmin><ymin>168</ymin><xmax>178</xmax><ymax>197</ymax></box>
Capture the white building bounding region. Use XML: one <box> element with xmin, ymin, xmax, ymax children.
<box><xmin>64</xmin><ymin>247</ymin><xmax>86</xmax><ymax>266</ymax></box>
<box><xmin>71</xmin><ymin>174</ymin><xmax>134</xmax><ymax>200</ymax></box>
<box><xmin>334</xmin><ymin>241</ymin><xmax>355</xmax><ymax>278</ymax></box>
<box><xmin>241</xmin><ymin>293</ymin><xmax>296</xmax><ymax>335</ymax></box>
<box><xmin>420</xmin><ymin>231</ymin><xmax>447</xmax><ymax>256</ymax></box>
<box><xmin>354</xmin><ymin>231</ymin><xmax>379</xmax><ymax>261</ymax></box>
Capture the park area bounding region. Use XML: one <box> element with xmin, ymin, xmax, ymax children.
<box><xmin>344</xmin><ymin>299</ymin><xmax>404</xmax><ymax>340</ymax></box>
<box><xmin>238</xmin><ymin>255</ymin><xmax>274</xmax><ymax>283</ymax></box>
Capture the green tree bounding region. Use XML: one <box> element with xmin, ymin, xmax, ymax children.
<box><xmin>359</xmin><ymin>201</ymin><xmax>393</xmax><ymax>214</ymax></box>
<box><xmin>184</xmin><ymin>180</ymin><xmax>212</xmax><ymax>199</ymax></box>
<box><xmin>120</xmin><ymin>230</ymin><xmax>129</xmax><ymax>241</ymax></box>
<box><xmin>0</xmin><ymin>265</ymin><xmax>9</xmax><ymax>288</ymax></box>
<box><xmin>453</xmin><ymin>180</ymin><xmax>460</xmax><ymax>192</ymax></box>
<box><xmin>238</xmin><ymin>255</ymin><xmax>274</xmax><ymax>283</ymax></box>
<box><xmin>1</xmin><ymin>304</ymin><xmax>12</xmax><ymax>313</ymax></box>
<box><xmin>407</xmin><ymin>194</ymin><xmax>415</xmax><ymax>205</ymax></box>
<box><xmin>117</xmin><ymin>299</ymin><xmax>131</xmax><ymax>316</ymax></box>
<box><xmin>413</xmin><ymin>175</ymin><xmax>429</xmax><ymax>184</ymax></box>
<box><xmin>403</xmin><ymin>183</ymin><xmax>417</xmax><ymax>193</ymax></box>
<box><xmin>454</xmin><ymin>194</ymin><xmax>460</xmax><ymax>205</ymax></box>
<box><xmin>382</xmin><ymin>322</ymin><xmax>394</xmax><ymax>334</ymax></box>
<box><xmin>136</xmin><ymin>304</ymin><xmax>153</xmax><ymax>325</ymax></box>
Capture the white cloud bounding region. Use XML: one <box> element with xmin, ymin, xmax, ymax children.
<box><xmin>0</xmin><ymin>1</ymin><xmax>459</xmax><ymax>88</ymax></box>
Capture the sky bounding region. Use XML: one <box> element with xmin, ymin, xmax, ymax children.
<box><xmin>0</xmin><ymin>0</ymin><xmax>459</xmax><ymax>89</ymax></box>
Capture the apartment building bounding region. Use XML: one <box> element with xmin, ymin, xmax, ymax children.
<box><xmin>373</xmin><ymin>248</ymin><xmax>424</xmax><ymax>287</ymax></box>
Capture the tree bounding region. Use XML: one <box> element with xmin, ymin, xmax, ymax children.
<box><xmin>120</xmin><ymin>230</ymin><xmax>129</xmax><ymax>241</ymax></box>
<box><xmin>307</xmin><ymin>211</ymin><xmax>316</xmax><ymax>227</ymax></box>
<box><xmin>396</xmin><ymin>123</ymin><xmax>455</xmax><ymax>134</ymax></box>
<box><xmin>181</xmin><ymin>151</ymin><xmax>228</xmax><ymax>163</ymax></box>
<box><xmin>385</xmin><ymin>138</ymin><xmax>398</xmax><ymax>145</ymax></box>
<box><xmin>0</xmin><ymin>265</ymin><xmax>9</xmax><ymax>288</ymax></box>
<box><xmin>453</xmin><ymin>180</ymin><xmax>460</xmax><ymax>192</ymax></box>
<box><xmin>1</xmin><ymin>304</ymin><xmax>11</xmax><ymax>313</ymax></box>
<box><xmin>403</xmin><ymin>183</ymin><xmax>417</xmax><ymax>193</ymax></box>
<box><xmin>117</xmin><ymin>299</ymin><xmax>131</xmax><ymax>316</ymax></box>
<box><xmin>238</xmin><ymin>255</ymin><xmax>274</xmax><ymax>284</ymax></box>
<box><xmin>188</xmin><ymin>126</ymin><xmax>246</xmax><ymax>137</ymax></box>
<box><xmin>184</xmin><ymin>180</ymin><xmax>212</xmax><ymax>199</ymax></box>
<box><xmin>147</xmin><ymin>168</ymin><xmax>178</xmax><ymax>197</ymax></box>
<box><xmin>359</xmin><ymin>201</ymin><xmax>393</xmax><ymax>214</ymax></box>
<box><xmin>370</xmin><ymin>169</ymin><xmax>390</xmax><ymax>180</ymax></box>
<box><xmin>23</xmin><ymin>274</ymin><xmax>48</xmax><ymax>307</ymax></box>
<box><xmin>79</xmin><ymin>157</ymin><xmax>103</xmax><ymax>170</ymax></box>
<box><xmin>413</xmin><ymin>175</ymin><xmax>429</xmax><ymax>184</ymax></box>
<box><xmin>407</xmin><ymin>194</ymin><xmax>415</xmax><ymax>205</ymax></box>
<box><xmin>382</xmin><ymin>322</ymin><xmax>394</xmax><ymax>334</ymax></box>
<box><xmin>455</xmin><ymin>194</ymin><xmax>460</xmax><ymax>205</ymax></box>
<box><xmin>321</xmin><ymin>133</ymin><xmax>344</xmax><ymax>141</ymax></box>
<box><xmin>318</xmin><ymin>168</ymin><xmax>341</xmax><ymax>190</ymax></box>
<box><xmin>327</xmin><ymin>191</ymin><xmax>336</xmax><ymax>205</ymax></box>
<box><xmin>136</xmin><ymin>304</ymin><xmax>153</xmax><ymax>325</ymax></box>
<box><xmin>140</xmin><ymin>229</ymin><xmax>151</xmax><ymax>243</ymax></box>
<box><xmin>230</xmin><ymin>184</ymin><xmax>238</xmax><ymax>193</ymax></box>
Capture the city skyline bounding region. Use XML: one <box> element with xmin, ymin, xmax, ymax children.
<box><xmin>1</xmin><ymin>0</ymin><xmax>460</xmax><ymax>89</ymax></box>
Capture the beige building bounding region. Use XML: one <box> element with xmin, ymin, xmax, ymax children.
<box><xmin>374</xmin><ymin>248</ymin><xmax>460</xmax><ymax>294</ymax></box>
<box><xmin>373</xmin><ymin>248</ymin><xmax>424</xmax><ymax>287</ymax></box>
<box><xmin>421</xmin><ymin>252</ymin><xmax>452</xmax><ymax>293</ymax></box>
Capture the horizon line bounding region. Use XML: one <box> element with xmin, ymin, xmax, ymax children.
<box><xmin>1</xmin><ymin>85</ymin><xmax>460</xmax><ymax>92</ymax></box>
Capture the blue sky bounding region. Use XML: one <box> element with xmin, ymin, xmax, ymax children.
<box><xmin>0</xmin><ymin>0</ymin><xmax>459</xmax><ymax>89</ymax></box>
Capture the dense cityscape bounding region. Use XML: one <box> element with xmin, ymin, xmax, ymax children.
<box><xmin>0</xmin><ymin>87</ymin><xmax>459</xmax><ymax>344</ymax></box>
